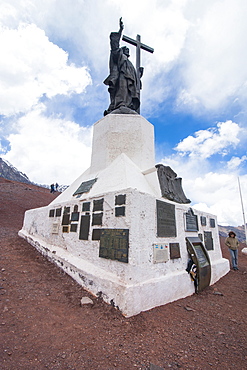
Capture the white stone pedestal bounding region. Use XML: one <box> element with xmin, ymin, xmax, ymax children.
<box><xmin>90</xmin><ymin>114</ymin><xmax>155</xmax><ymax>173</ymax></box>
<box><xmin>19</xmin><ymin>114</ymin><xmax>230</xmax><ymax>317</ymax></box>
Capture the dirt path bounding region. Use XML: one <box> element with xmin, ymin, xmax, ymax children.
<box><xmin>0</xmin><ymin>178</ymin><xmax>246</xmax><ymax>369</ymax></box>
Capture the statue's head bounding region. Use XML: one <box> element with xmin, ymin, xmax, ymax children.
<box><xmin>121</xmin><ymin>46</ymin><xmax>130</xmax><ymax>57</ymax></box>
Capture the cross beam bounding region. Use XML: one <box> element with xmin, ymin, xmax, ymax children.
<box><xmin>122</xmin><ymin>34</ymin><xmax>154</xmax><ymax>112</ymax></box>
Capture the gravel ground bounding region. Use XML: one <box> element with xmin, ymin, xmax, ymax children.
<box><xmin>0</xmin><ymin>177</ymin><xmax>246</xmax><ymax>370</ymax></box>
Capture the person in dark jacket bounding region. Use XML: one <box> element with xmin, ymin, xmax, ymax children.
<box><xmin>50</xmin><ymin>184</ymin><xmax>55</xmax><ymax>193</ymax></box>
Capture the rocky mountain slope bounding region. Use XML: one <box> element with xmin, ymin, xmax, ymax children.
<box><xmin>218</xmin><ymin>224</ymin><xmax>247</xmax><ymax>243</ymax></box>
<box><xmin>0</xmin><ymin>157</ymin><xmax>31</xmax><ymax>184</ymax></box>
<box><xmin>0</xmin><ymin>157</ymin><xmax>68</xmax><ymax>192</ymax></box>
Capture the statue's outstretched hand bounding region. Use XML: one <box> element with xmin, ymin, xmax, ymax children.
<box><xmin>119</xmin><ymin>17</ymin><xmax>124</xmax><ymax>31</ymax></box>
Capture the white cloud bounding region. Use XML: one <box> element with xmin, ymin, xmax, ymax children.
<box><xmin>3</xmin><ymin>104</ymin><xmax>92</xmax><ymax>184</ymax></box>
<box><xmin>0</xmin><ymin>23</ymin><xmax>92</xmax><ymax>116</ymax></box>
<box><xmin>160</xmin><ymin>119</ymin><xmax>247</xmax><ymax>226</ymax></box>
<box><xmin>0</xmin><ymin>0</ymin><xmax>246</xmax><ymax>228</ymax></box>
<box><xmin>227</xmin><ymin>156</ymin><xmax>247</xmax><ymax>170</ymax></box>
<box><xmin>2</xmin><ymin>0</ymin><xmax>246</xmax><ymax>115</ymax></box>
<box><xmin>177</xmin><ymin>0</ymin><xmax>247</xmax><ymax>112</ymax></box>
<box><xmin>160</xmin><ymin>153</ymin><xmax>247</xmax><ymax>226</ymax></box>
<box><xmin>175</xmin><ymin>120</ymin><xmax>242</xmax><ymax>158</ymax></box>
<box><xmin>192</xmin><ymin>172</ymin><xmax>247</xmax><ymax>226</ymax></box>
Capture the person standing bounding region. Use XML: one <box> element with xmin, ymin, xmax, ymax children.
<box><xmin>225</xmin><ymin>231</ymin><xmax>240</xmax><ymax>270</ymax></box>
<box><xmin>50</xmin><ymin>184</ymin><xmax>55</xmax><ymax>193</ymax></box>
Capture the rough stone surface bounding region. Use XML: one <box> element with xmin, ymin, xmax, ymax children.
<box><xmin>241</xmin><ymin>247</ymin><xmax>247</xmax><ymax>255</ymax></box>
<box><xmin>0</xmin><ymin>177</ymin><xmax>247</xmax><ymax>369</ymax></box>
<box><xmin>90</xmin><ymin>114</ymin><xmax>155</xmax><ymax>173</ymax></box>
<box><xmin>19</xmin><ymin>187</ymin><xmax>229</xmax><ymax>317</ymax></box>
<box><xmin>80</xmin><ymin>297</ymin><xmax>94</xmax><ymax>306</ymax></box>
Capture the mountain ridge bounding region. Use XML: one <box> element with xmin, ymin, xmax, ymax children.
<box><xmin>0</xmin><ymin>157</ymin><xmax>31</xmax><ymax>184</ymax></box>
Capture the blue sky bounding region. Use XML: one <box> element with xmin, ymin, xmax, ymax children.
<box><xmin>0</xmin><ymin>0</ymin><xmax>246</xmax><ymax>226</ymax></box>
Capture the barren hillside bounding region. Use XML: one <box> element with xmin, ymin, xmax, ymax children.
<box><xmin>0</xmin><ymin>178</ymin><xmax>246</xmax><ymax>369</ymax></box>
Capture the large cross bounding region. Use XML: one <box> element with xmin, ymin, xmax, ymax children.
<box><xmin>122</xmin><ymin>34</ymin><xmax>154</xmax><ymax>113</ymax></box>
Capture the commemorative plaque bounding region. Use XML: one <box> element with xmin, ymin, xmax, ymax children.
<box><xmin>186</xmin><ymin>236</ymin><xmax>211</xmax><ymax>292</ymax></box>
<box><xmin>51</xmin><ymin>223</ymin><xmax>59</xmax><ymax>234</ymax></box>
<box><xmin>92</xmin><ymin>229</ymin><xmax>101</xmax><ymax>240</ymax></box>
<box><xmin>210</xmin><ymin>218</ymin><xmax>216</xmax><ymax>228</ymax></box>
<box><xmin>185</xmin><ymin>208</ymin><xmax>198</xmax><ymax>231</ymax></box>
<box><xmin>49</xmin><ymin>209</ymin><xmax>55</xmax><ymax>217</ymax></box>
<box><xmin>71</xmin><ymin>212</ymin><xmax>79</xmax><ymax>221</ymax></box>
<box><xmin>115</xmin><ymin>194</ymin><xmax>126</xmax><ymax>205</ymax></box>
<box><xmin>63</xmin><ymin>206</ymin><xmax>70</xmax><ymax>214</ymax></box>
<box><xmin>92</xmin><ymin>213</ymin><xmax>103</xmax><ymax>226</ymax></box>
<box><xmin>156</xmin><ymin>200</ymin><xmax>176</xmax><ymax>237</ymax></box>
<box><xmin>194</xmin><ymin>244</ymin><xmax>209</xmax><ymax>268</ymax></box>
<box><xmin>200</xmin><ymin>216</ymin><xmax>207</xmax><ymax>226</ymax></box>
<box><xmin>73</xmin><ymin>178</ymin><xmax>97</xmax><ymax>196</ymax></box>
<box><xmin>62</xmin><ymin>214</ymin><xmax>70</xmax><ymax>225</ymax></box>
<box><xmin>82</xmin><ymin>202</ymin><xmax>90</xmax><ymax>212</ymax></box>
<box><xmin>169</xmin><ymin>243</ymin><xmax>181</xmax><ymax>259</ymax></box>
<box><xmin>115</xmin><ymin>206</ymin><xmax>125</xmax><ymax>217</ymax></box>
<box><xmin>153</xmin><ymin>244</ymin><xmax>169</xmax><ymax>263</ymax></box>
<box><xmin>79</xmin><ymin>215</ymin><xmax>90</xmax><ymax>240</ymax></box>
<box><xmin>55</xmin><ymin>208</ymin><xmax>62</xmax><ymax>217</ymax></box>
<box><xmin>62</xmin><ymin>226</ymin><xmax>69</xmax><ymax>233</ymax></box>
<box><xmin>99</xmin><ymin>229</ymin><xmax>129</xmax><ymax>263</ymax></box>
<box><xmin>204</xmin><ymin>231</ymin><xmax>214</xmax><ymax>250</ymax></box>
<box><xmin>70</xmin><ymin>224</ymin><xmax>78</xmax><ymax>232</ymax></box>
<box><xmin>93</xmin><ymin>198</ymin><xmax>104</xmax><ymax>212</ymax></box>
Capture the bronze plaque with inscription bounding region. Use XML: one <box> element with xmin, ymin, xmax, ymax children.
<box><xmin>71</xmin><ymin>212</ymin><xmax>79</xmax><ymax>221</ymax></box>
<box><xmin>55</xmin><ymin>208</ymin><xmax>62</xmax><ymax>217</ymax></box>
<box><xmin>79</xmin><ymin>215</ymin><xmax>90</xmax><ymax>240</ymax></box>
<box><xmin>93</xmin><ymin>198</ymin><xmax>104</xmax><ymax>212</ymax></box>
<box><xmin>115</xmin><ymin>206</ymin><xmax>125</xmax><ymax>217</ymax></box>
<box><xmin>92</xmin><ymin>229</ymin><xmax>101</xmax><ymax>240</ymax></box>
<box><xmin>92</xmin><ymin>213</ymin><xmax>103</xmax><ymax>226</ymax></box>
<box><xmin>200</xmin><ymin>216</ymin><xmax>207</xmax><ymax>226</ymax></box>
<box><xmin>169</xmin><ymin>243</ymin><xmax>181</xmax><ymax>259</ymax></box>
<box><xmin>73</xmin><ymin>178</ymin><xmax>97</xmax><ymax>196</ymax></box>
<box><xmin>82</xmin><ymin>202</ymin><xmax>90</xmax><ymax>212</ymax></box>
<box><xmin>49</xmin><ymin>209</ymin><xmax>55</xmax><ymax>217</ymax></box>
<box><xmin>99</xmin><ymin>229</ymin><xmax>129</xmax><ymax>263</ymax></box>
<box><xmin>204</xmin><ymin>231</ymin><xmax>214</xmax><ymax>250</ymax></box>
<box><xmin>210</xmin><ymin>218</ymin><xmax>216</xmax><ymax>228</ymax></box>
<box><xmin>194</xmin><ymin>244</ymin><xmax>209</xmax><ymax>268</ymax></box>
<box><xmin>185</xmin><ymin>208</ymin><xmax>198</xmax><ymax>231</ymax></box>
<box><xmin>70</xmin><ymin>224</ymin><xmax>78</xmax><ymax>232</ymax></box>
<box><xmin>156</xmin><ymin>200</ymin><xmax>176</xmax><ymax>237</ymax></box>
<box><xmin>115</xmin><ymin>194</ymin><xmax>126</xmax><ymax>205</ymax></box>
<box><xmin>62</xmin><ymin>214</ymin><xmax>70</xmax><ymax>225</ymax></box>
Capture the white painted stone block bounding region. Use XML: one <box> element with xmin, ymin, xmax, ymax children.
<box><xmin>19</xmin><ymin>114</ymin><xmax>230</xmax><ymax>317</ymax></box>
<box><xmin>90</xmin><ymin>114</ymin><xmax>155</xmax><ymax>173</ymax></box>
<box><xmin>19</xmin><ymin>188</ymin><xmax>229</xmax><ymax>317</ymax></box>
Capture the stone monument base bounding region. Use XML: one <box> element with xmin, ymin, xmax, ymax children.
<box><xmin>19</xmin><ymin>114</ymin><xmax>229</xmax><ymax>317</ymax></box>
<box><xmin>19</xmin><ymin>188</ymin><xmax>229</xmax><ymax>317</ymax></box>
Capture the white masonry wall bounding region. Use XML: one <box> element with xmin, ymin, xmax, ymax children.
<box><xmin>19</xmin><ymin>188</ymin><xmax>229</xmax><ymax>317</ymax></box>
<box><xmin>19</xmin><ymin>113</ymin><xmax>229</xmax><ymax>317</ymax></box>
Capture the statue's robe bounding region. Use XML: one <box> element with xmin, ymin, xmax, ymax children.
<box><xmin>104</xmin><ymin>31</ymin><xmax>140</xmax><ymax>115</ymax></box>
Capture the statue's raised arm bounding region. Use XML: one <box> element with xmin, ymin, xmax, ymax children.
<box><xmin>109</xmin><ymin>17</ymin><xmax>124</xmax><ymax>52</ymax></box>
<box><xmin>103</xmin><ymin>18</ymin><xmax>140</xmax><ymax>116</ymax></box>
<box><xmin>119</xmin><ymin>17</ymin><xmax>124</xmax><ymax>33</ymax></box>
